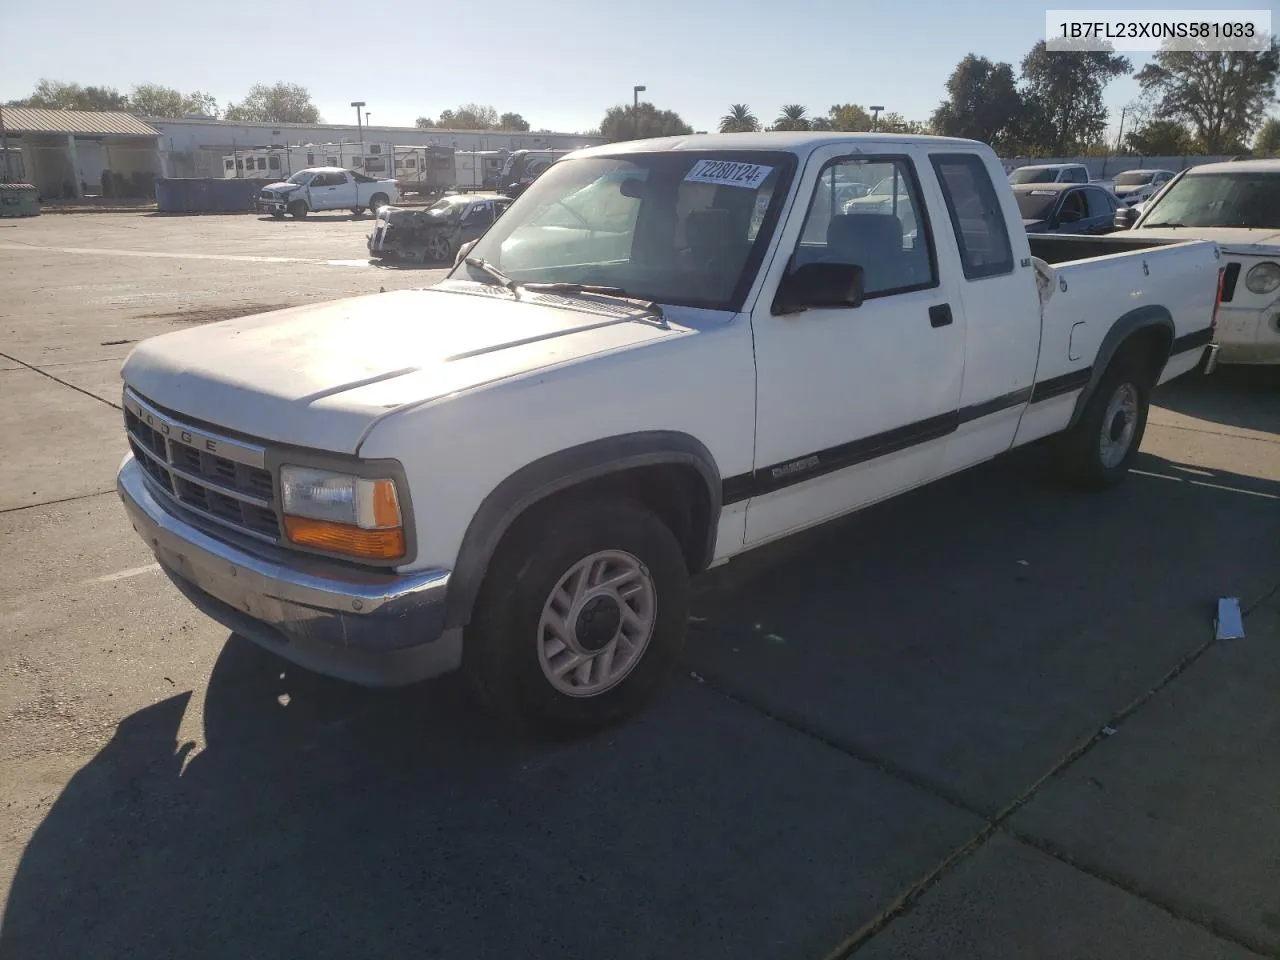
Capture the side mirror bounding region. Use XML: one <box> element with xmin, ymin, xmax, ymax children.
<box><xmin>1113</xmin><ymin>206</ymin><xmax>1138</xmax><ymax>230</ymax></box>
<box><xmin>774</xmin><ymin>262</ymin><xmax>865</xmax><ymax>315</ymax></box>
<box><xmin>455</xmin><ymin>239</ymin><xmax>478</xmax><ymax>266</ymax></box>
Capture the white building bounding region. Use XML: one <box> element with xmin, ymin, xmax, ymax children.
<box><xmin>151</xmin><ymin>116</ymin><xmax>604</xmax><ymax>179</ymax></box>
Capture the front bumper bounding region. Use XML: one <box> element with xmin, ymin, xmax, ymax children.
<box><xmin>1213</xmin><ymin>304</ymin><xmax>1280</xmax><ymax>365</ymax></box>
<box><xmin>256</xmin><ymin>195</ymin><xmax>290</xmax><ymax>214</ymax></box>
<box><xmin>117</xmin><ymin>455</ymin><xmax>461</xmax><ymax>686</ymax></box>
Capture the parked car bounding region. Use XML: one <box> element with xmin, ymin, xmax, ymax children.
<box><xmin>1015</xmin><ymin>182</ymin><xmax>1120</xmax><ymax>234</ymax></box>
<box><xmin>117</xmin><ymin>133</ymin><xmax>1222</xmax><ymax>732</ymax></box>
<box><xmin>1110</xmin><ymin>169</ymin><xmax>1175</xmax><ymax>206</ymax></box>
<box><xmin>1009</xmin><ymin>163</ymin><xmax>1091</xmax><ymax>185</ymax></box>
<box><xmin>256</xmin><ymin>167</ymin><xmax>399</xmax><ymax>219</ymax></box>
<box><xmin>1114</xmin><ymin>158</ymin><xmax>1280</xmax><ymax>364</ymax></box>
<box><xmin>368</xmin><ymin>193</ymin><xmax>512</xmax><ymax>264</ymax></box>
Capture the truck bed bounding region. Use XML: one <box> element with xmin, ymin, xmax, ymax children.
<box><xmin>1027</xmin><ymin>233</ymin><xmax>1187</xmax><ymax>265</ymax></box>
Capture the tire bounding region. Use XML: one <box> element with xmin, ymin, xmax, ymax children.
<box><xmin>368</xmin><ymin>193</ymin><xmax>389</xmax><ymax>215</ymax></box>
<box><xmin>463</xmin><ymin>495</ymin><xmax>690</xmax><ymax>735</ymax></box>
<box><xmin>423</xmin><ymin>233</ymin><xmax>454</xmax><ymax>263</ymax></box>
<box><xmin>1052</xmin><ymin>356</ymin><xmax>1151</xmax><ymax>489</ymax></box>
<box><xmin>270</xmin><ymin>210</ymin><xmax>285</xmax><ymax>220</ymax></box>
<box><xmin>288</xmin><ymin>200</ymin><xmax>308</xmax><ymax>219</ymax></box>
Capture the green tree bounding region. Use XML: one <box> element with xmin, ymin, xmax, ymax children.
<box><xmin>1125</xmin><ymin>119</ymin><xmax>1195</xmax><ymax>155</ymax></box>
<box><xmin>499</xmin><ymin>112</ymin><xmax>530</xmax><ymax>131</ymax></box>
<box><xmin>598</xmin><ymin>102</ymin><xmax>693</xmax><ymax>142</ymax></box>
<box><xmin>415</xmin><ymin>116</ymin><xmax>436</xmax><ymax>128</ymax></box>
<box><xmin>719</xmin><ymin>104</ymin><xmax>760</xmax><ymax>133</ymax></box>
<box><xmin>10</xmin><ymin>79</ymin><xmax>128</xmax><ymax>111</ymax></box>
<box><xmin>1256</xmin><ymin>117</ymin><xmax>1280</xmax><ymax>155</ymax></box>
<box><xmin>129</xmin><ymin>83</ymin><xmax>219</xmax><ymax>118</ymax></box>
<box><xmin>772</xmin><ymin>104</ymin><xmax>810</xmax><ymax>131</ymax></box>
<box><xmin>437</xmin><ymin>104</ymin><xmax>500</xmax><ymax>129</ymax></box>
<box><xmin>1019</xmin><ymin>40</ymin><xmax>1130</xmax><ymax>155</ymax></box>
<box><xmin>931</xmin><ymin>55</ymin><xmax>1023</xmax><ymax>149</ymax></box>
<box><xmin>826</xmin><ymin>103</ymin><xmax>872</xmax><ymax>131</ymax></box>
<box><xmin>878</xmin><ymin>112</ymin><xmax>927</xmax><ymax>133</ymax></box>
<box><xmin>224</xmin><ymin>83</ymin><xmax>320</xmax><ymax>123</ymax></box>
<box><xmin>1135</xmin><ymin>39</ymin><xmax>1280</xmax><ymax>154</ymax></box>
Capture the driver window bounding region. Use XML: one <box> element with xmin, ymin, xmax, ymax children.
<box><xmin>791</xmin><ymin>157</ymin><xmax>936</xmax><ymax>298</ymax></box>
<box><xmin>1060</xmin><ymin>190</ymin><xmax>1087</xmax><ymax>220</ymax></box>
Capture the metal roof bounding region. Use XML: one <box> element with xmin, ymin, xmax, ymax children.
<box><xmin>0</xmin><ymin>108</ymin><xmax>159</xmax><ymax>137</ymax></box>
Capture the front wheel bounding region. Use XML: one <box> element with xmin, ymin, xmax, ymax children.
<box><xmin>463</xmin><ymin>495</ymin><xmax>690</xmax><ymax>734</ymax></box>
<box><xmin>287</xmin><ymin>200</ymin><xmax>308</xmax><ymax>219</ymax></box>
<box><xmin>1052</xmin><ymin>359</ymin><xmax>1151</xmax><ymax>489</ymax></box>
<box><xmin>423</xmin><ymin>233</ymin><xmax>454</xmax><ymax>263</ymax></box>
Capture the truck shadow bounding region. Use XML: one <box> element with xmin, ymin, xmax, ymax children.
<box><xmin>3</xmin><ymin>449</ymin><xmax>1277</xmax><ymax>959</ymax></box>
<box><xmin>255</xmin><ymin>213</ymin><xmax>372</xmax><ymax>224</ymax></box>
<box><xmin>1153</xmin><ymin>364</ymin><xmax>1280</xmax><ymax>434</ymax></box>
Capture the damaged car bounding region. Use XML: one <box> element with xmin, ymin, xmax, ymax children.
<box><xmin>367</xmin><ymin>193</ymin><xmax>512</xmax><ymax>264</ymax></box>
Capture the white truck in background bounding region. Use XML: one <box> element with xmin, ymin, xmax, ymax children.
<box><xmin>118</xmin><ymin>133</ymin><xmax>1222</xmax><ymax>733</ymax></box>
<box><xmin>1114</xmin><ymin>158</ymin><xmax>1280</xmax><ymax>365</ymax></box>
<box><xmin>255</xmin><ymin>167</ymin><xmax>399</xmax><ymax>218</ymax></box>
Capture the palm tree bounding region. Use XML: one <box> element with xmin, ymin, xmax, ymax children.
<box><xmin>772</xmin><ymin>104</ymin><xmax>810</xmax><ymax>131</ymax></box>
<box><xmin>719</xmin><ymin>104</ymin><xmax>760</xmax><ymax>133</ymax></box>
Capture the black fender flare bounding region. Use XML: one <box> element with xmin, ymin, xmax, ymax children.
<box><xmin>1067</xmin><ymin>305</ymin><xmax>1173</xmax><ymax>429</ymax></box>
<box><xmin>444</xmin><ymin>431</ymin><xmax>723</xmax><ymax>628</ymax></box>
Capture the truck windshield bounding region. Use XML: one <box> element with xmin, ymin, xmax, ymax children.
<box><xmin>454</xmin><ymin>151</ymin><xmax>797</xmax><ymax>311</ymax></box>
<box><xmin>1142</xmin><ymin>172</ymin><xmax>1280</xmax><ymax>229</ymax></box>
<box><xmin>1114</xmin><ymin>171</ymin><xmax>1155</xmax><ymax>186</ymax></box>
<box><xmin>286</xmin><ymin>171</ymin><xmax>311</xmax><ymax>184</ymax></box>
<box><xmin>1010</xmin><ymin>168</ymin><xmax>1059</xmax><ymax>184</ymax></box>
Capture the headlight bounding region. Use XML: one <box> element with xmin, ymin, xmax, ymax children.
<box><xmin>1245</xmin><ymin>262</ymin><xmax>1280</xmax><ymax>295</ymax></box>
<box><xmin>280</xmin><ymin>466</ymin><xmax>405</xmax><ymax>561</ymax></box>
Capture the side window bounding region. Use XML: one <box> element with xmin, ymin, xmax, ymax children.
<box><xmin>224</xmin><ymin>159</ymin><xmax>234</xmax><ymax>171</ymax></box>
<box><xmin>306</xmin><ymin>153</ymin><xmax>315</xmax><ymax>166</ymax></box>
<box><xmin>1060</xmin><ymin>190</ymin><xmax>1088</xmax><ymax>221</ymax></box>
<box><xmin>1085</xmin><ymin>188</ymin><xmax>1114</xmax><ymax>219</ymax></box>
<box><xmin>931</xmin><ymin>153</ymin><xmax>1014</xmax><ymax>280</ymax></box>
<box><xmin>791</xmin><ymin>157</ymin><xmax>936</xmax><ymax>297</ymax></box>
<box><xmin>1069</xmin><ymin>167</ymin><xmax>1088</xmax><ymax>183</ymax></box>
<box><xmin>268</xmin><ymin>156</ymin><xmax>280</xmax><ymax>170</ymax></box>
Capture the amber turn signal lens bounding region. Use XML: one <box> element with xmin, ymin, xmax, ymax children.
<box><xmin>284</xmin><ymin>516</ymin><xmax>405</xmax><ymax>560</ymax></box>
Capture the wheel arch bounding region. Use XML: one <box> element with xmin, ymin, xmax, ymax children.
<box><xmin>444</xmin><ymin>431</ymin><xmax>723</xmax><ymax>628</ymax></box>
<box><xmin>1067</xmin><ymin>305</ymin><xmax>1173</xmax><ymax>430</ymax></box>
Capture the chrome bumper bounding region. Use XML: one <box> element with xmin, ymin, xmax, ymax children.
<box><xmin>117</xmin><ymin>454</ymin><xmax>461</xmax><ymax>686</ymax></box>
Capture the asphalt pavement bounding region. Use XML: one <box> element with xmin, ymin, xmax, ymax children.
<box><xmin>1</xmin><ymin>213</ymin><xmax>1277</xmax><ymax>960</ymax></box>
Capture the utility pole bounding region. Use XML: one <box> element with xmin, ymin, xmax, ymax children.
<box><xmin>633</xmin><ymin>85</ymin><xmax>646</xmax><ymax>140</ymax></box>
<box><xmin>351</xmin><ymin>100</ymin><xmax>366</xmax><ymax>155</ymax></box>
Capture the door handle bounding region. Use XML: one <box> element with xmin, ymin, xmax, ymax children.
<box><xmin>929</xmin><ymin>303</ymin><xmax>953</xmax><ymax>328</ymax></box>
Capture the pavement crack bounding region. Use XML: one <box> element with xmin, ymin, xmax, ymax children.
<box><xmin>1004</xmin><ymin>828</ymin><xmax>1273</xmax><ymax>958</ymax></box>
<box><xmin>0</xmin><ymin>489</ymin><xmax>116</xmax><ymax>514</ymax></box>
<box><xmin>0</xmin><ymin>351</ymin><xmax>121</xmax><ymax>410</ymax></box>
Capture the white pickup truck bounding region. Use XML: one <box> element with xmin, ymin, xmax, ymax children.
<box><xmin>1115</xmin><ymin>158</ymin><xmax>1280</xmax><ymax>365</ymax></box>
<box><xmin>117</xmin><ymin>133</ymin><xmax>1223</xmax><ymax>732</ymax></box>
<box><xmin>256</xmin><ymin>167</ymin><xmax>399</xmax><ymax>219</ymax></box>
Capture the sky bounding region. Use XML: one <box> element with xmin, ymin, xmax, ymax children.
<box><xmin>2</xmin><ymin>0</ymin><xmax>1275</xmax><ymax>139</ymax></box>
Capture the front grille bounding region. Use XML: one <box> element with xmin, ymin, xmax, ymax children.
<box><xmin>123</xmin><ymin>392</ymin><xmax>280</xmax><ymax>543</ymax></box>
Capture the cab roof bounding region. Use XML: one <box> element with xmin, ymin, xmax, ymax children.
<box><xmin>1184</xmin><ymin>158</ymin><xmax>1280</xmax><ymax>174</ymax></box>
<box><xmin>564</xmin><ymin>131</ymin><xmax>987</xmax><ymax>160</ymax></box>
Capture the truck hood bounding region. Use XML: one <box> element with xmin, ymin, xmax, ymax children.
<box><xmin>261</xmin><ymin>181</ymin><xmax>300</xmax><ymax>193</ymax></box>
<box><xmin>121</xmin><ymin>285</ymin><xmax>688</xmax><ymax>455</ymax></box>
<box><xmin>1130</xmin><ymin>226</ymin><xmax>1280</xmax><ymax>254</ymax></box>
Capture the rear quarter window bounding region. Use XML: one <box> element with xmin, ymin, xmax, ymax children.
<box><xmin>930</xmin><ymin>153</ymin><xmax>1015</xmax><ymax>280</ymax></box>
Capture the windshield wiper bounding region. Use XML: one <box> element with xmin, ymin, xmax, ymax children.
<box><xmin>1142</xmin><ymin>221</ymin><xmax>1185</xmax><ymax>228</ymax></box>
<box><xmin>519</xmin><ymin>282</ymin><xmax>667</xmax><ymax>326</ymax></box>
<box><xmin>463</xmin><ymin>256</ymin><xmax>521</xmax><ymax>299</ymax></box>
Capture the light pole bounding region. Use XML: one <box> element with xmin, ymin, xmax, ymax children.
<box><xmin>0</xmin><ymin>102</ymin><xmax>10</xmax><ymax>181</ymax></box>
<box><xmin>633</xmin><ymin>85</ymin><xmax>646</xmax><ymax>139</ymax></box>
<box><xmin>870</xmin><ymin>105</ymin><xmax>884</xmax><ymax>132</ymax></box>
<box><xmin>351</xmin><ymin>100</ymin><xmax>366</xmax><ymax>153</ymax></box>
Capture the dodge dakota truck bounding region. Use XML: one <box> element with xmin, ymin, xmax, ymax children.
<box><xmin>256</xmin><ymin>167</ymin><xmax>399</xmax><ymax>219</ymax></box>
<box><xmin>1115</xmin><ymin>158</ymin><xmax>1280</xmax><ymax>365</ymax></box>
<box><xmin>117</xmin><ymin>133</ymin><xmax>1223</xmax><ymax>732</ymax></box>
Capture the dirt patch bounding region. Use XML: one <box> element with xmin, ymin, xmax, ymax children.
<box><xmin>139</xmin><ymin>303</ymin><xmax>296</xmax><ymax>324</ymax></box>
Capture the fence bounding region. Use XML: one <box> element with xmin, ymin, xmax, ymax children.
<box><xmin>155</xmin><ymin>178</ymin><xmax>261</xmax><ymax>213</ymax></box>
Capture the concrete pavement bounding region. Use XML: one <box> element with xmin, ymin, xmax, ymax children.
<box><xmin>1</xmin><ymin>213</ymin><xmax>1277</xmax><ymax>959</ymax></box>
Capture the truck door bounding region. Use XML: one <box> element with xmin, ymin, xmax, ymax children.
<box><xmin>307</xmin><ymin>172</ymin><xmax>339</xmax><ymax>209</ymax></box>
<box><xmin>330</xmin><ymin>172</ymin><xmax>358</xmax><ymax>208</ymax></box>
<box><xmin>926</xmin><ymin>151</ymin><xmax>1041</xmax><ymax>474</ymax></box>
<box><xmin>745</xmin><ymin>150</ymin><xmax>967</xmax><ymax>545</ymax></box>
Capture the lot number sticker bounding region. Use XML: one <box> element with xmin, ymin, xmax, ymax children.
<box><xmin>685</xmin><ymin>159</ymin><xmax>774</xmax><ymax>189</ymax></box>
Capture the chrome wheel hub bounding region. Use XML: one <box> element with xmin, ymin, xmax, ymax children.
<box><xmin>1099</xmin><ymin>382</ymin><xmax>1139</xmax><ymax>468</ymax></box>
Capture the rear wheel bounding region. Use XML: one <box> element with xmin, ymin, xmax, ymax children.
<box><xmin>463</xmin><ymin>495</ymin><xmax>690</xmax><ymax>734</ymax></box>
<box><xmin>1053</xmin><ymin>357</ymin><xmax>1151</xmax><ymax>489</ymax></box>
<box><xmin>287</xmin><ymin>200</ymin><xmax>308</xmax><ymax>219</ymax></box>
<box><xmin>368</xmin><ymin>193</ymin><xmax>389</xmax><ymax>215</ymax></box>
